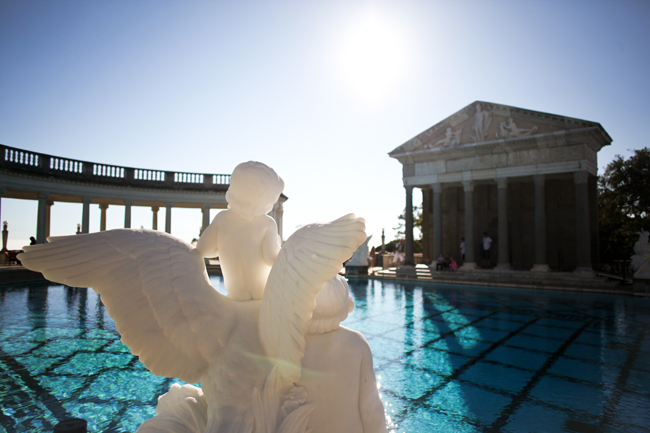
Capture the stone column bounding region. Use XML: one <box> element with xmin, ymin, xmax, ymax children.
<box><xmin>532</xmin><ymin>175</ymin><xmax>550</xmax><ymax>272</ymax></box>
<box><xmin>99</xmin><ymin>203</ymin><xmax>109</xmax><ymax>231</ymax></box>
<box><xmin>82</xmin><ymin>197</ymin><xmax>92</xmax><ymax>233</ymax></box>
<box><xmin>0</xmin><ymin>187</ymin><xmax>4</xmax><ymax>231</ymax></box>
<box><xmin>152</xmin><ymin>206</ymin><xmax>159</xmax><ymax>231</ymax></box>
<box><xmin>404</xmin><ymin>185</ymin><xmax>415</xmax><ymax>265</ymax></box>
<box><xmin>165</xmin><ymin>203</ymin><xmax>173</xmax><ymax>234</ymax></box>
<box><xmin>37</xmin><ymin>193</ymin><xmax>50</xmax><ymax>243</ymax></box>
<box><xmin>574</xmin><ymin>171</ymin><xmax>595</xmax><ymax>276</ymax></box>
<box><xmin>202</xmin><ymin>204</ymin><xmax>211</xmax><ymax>235</ymax></box>
<box><xmin>0</xmin><ymin>188</ymin><xmax>4</xmax><ymax>252</ymax></box>
<box><xmin>460</xmin><ymin>181</ymin><xmax>477</xmax><ymax>270</ymax></box>
<box><xmin>495</xmin><ymin>178</ymin><xmax>512</xmax><ymax>270</ymax></box>
<box><xmin>421</xmin><ymin>188</ymin><xmax>431</xmax><ymax>263</ymax></box>
<box><xmin>2</xmin><ymin>221</ymin><xmax>7</xmax><ymax>254</ymax></box>
<box><xmin>432</xmin><ymin>183</ymin><xmax>443</xmax><ymax>260</ymax></box>
<box><xmin>124</xmin><ymin>200</ymin><xmax>133</xmax><ymax>229</ymax></box>
<box><xmin>397</xmin><ymin>185</ymin><xmax>417</xmax><ymax>277</ymax></box>
<box><xmin>45</xmin><ymin>199</ymin><xmax>54</xmax><ymax>239</ymax></box>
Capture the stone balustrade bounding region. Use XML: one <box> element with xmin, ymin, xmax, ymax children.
<box><xmin>1</xmin><ymin>144</ymin><xmax>230</xmax><ymax>191</ymax></box>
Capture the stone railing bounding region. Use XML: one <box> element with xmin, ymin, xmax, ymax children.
<box><xmin>0</xmin><ymin>144</ymin><xmax>230</xmax><ymax>191</ymax></box>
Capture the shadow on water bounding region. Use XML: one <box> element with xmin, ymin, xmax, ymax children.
<box><xmin>27</xmin><ymin>285</ymin><xmax>49</xmax><ymax>329</ymax></box>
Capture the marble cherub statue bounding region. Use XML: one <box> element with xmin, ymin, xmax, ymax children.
<box><xmin>631</xmin><ymin>229</ymin><xmax>650</xmax><ymax>279</ymax></box>
<box><xmin>197</xmin><ymin>161</ymin><xmax>284</xmax><ymax>301</ymax></box>
<box><xmin>298</xmin><ymin>274</ymin><xmax>387</xmax><ymax>433</ymax></box>
<box><xmin>19</xmin><ymin>178</ymin><xmax>382</xmax><ymax>433</ymax></box>
<box><xmin>20</xmin><ymin>214</ymin><xmax>368</xmax><ymax>432</ymax></box>
<box><xmin>133</xmin><ymin>274</ymin><xmax>388</xmax><ymax>433</ymax></box>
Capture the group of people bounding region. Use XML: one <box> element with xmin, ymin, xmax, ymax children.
<box><xmin>432</xmin><ymin>231</ymin><xmax>494</xmax><ymax>271</ymax></box>
<box><xmin>433</xmin><ymin>253</ymin><xmax>458</xmax><ymax>271</ymax></box>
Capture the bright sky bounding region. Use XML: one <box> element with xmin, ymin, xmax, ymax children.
<box><xmin>1</xmin><ymin>0</ymin><xmax>649</xmax><ymax>250</ymax></box>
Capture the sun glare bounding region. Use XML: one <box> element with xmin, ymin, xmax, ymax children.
<box><xmin>335</xmin><ymin>12</ymin><xmax>408</xmax><ymax>104</ymax></box>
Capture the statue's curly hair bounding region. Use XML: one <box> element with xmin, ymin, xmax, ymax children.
<box><xmin>226</xmin><ymin>161</ymin><xmax>284</xmax><ymax>220</ymax></box>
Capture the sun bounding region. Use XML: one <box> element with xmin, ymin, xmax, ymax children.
<box><xmin>334</xmin><ymin>12</ymin><xmax>408</xmax><ymax>104</ymax></box>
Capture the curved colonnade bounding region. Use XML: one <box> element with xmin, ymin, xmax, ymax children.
<box><xmin>0</xmin><ymin>144</ymin><xmax>286</xmax><ymax>244</ymax></box>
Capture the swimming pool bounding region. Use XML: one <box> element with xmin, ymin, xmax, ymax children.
<box><xmin>1</xmin><ymin>277</ymin><xmax>649</xmax><ymax>432</ymax></box>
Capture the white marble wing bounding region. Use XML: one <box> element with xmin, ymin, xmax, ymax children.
<box><xmin>19</xmin><ymin>229</ymin><xmax>234</xmax><ymax>384</ymax></box>
<box><xmin>259</xmin><ymin>214</ymin><xmax>366</xmax><ymax>385</ymax></box>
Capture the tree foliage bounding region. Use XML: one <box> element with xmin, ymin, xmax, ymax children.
<box><xmin>598</xmin><ymin>147</ymin><xmax>650</xmax><ymax>260</ymax></box>
<box><xmin>392</xmin><ymin>205</ymin><xmax>423</xmax><ymax>253</ymax></box>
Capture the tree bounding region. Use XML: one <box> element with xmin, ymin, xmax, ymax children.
<box><xmin>598</xmin><ymin>147</ymin><xmax>650</xmax><ymax>261</ymax></box>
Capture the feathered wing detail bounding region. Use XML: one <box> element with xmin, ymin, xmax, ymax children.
<box><xmin>19</xmin><ymin>229</ymin><xmax>234</xmax><ymax>383</ymax></box>
<box><xmin>259</xmin><ymin>214</ymin><xmax>366</xmax><ymax>385</ymax></box>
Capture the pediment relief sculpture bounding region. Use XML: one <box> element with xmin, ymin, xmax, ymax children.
<box><xmin>389</xmin><ymin>101</ymin><xmax>607</xmax><ymax>157</ymax></box>
<box><xmin>424</xmin><ymin>127</ymin><xmax>462</xmax><ymax>149</ymax></box>
<box><xmin>470</xmin><ymin>102</ymin><xmax>492</xmax><ymax>143</ymax></box>
<box><xmin>495</xmin><ymin>117</ymin><xmax>538</xmax><ymax>139</ymax></box>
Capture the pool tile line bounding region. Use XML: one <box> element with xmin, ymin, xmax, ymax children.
<box><xmin>101</xmin><ymin>385</ymin><xmax>140</xmax><ymax>433</ymax></box>
<box><xmin>0</xmin><ymin>336</ymin><xmax>132</xmax><ymax>431</ymax></box>
<box><xmin>403</xmin><ymin>311</ymin><xmax>500</xmax><ymax>356</ymax></box>
<box><xmin>542</xmin><ymin>370</ymin><xmax>618</xmax><ymax>392</ymax></box>
<box><xmin>453</xmin><ymin>375</ymin><xmax>518</xmax><ymax>399</ymax></box>
<box><xmin>392</xmin><ymin>317</ymin><xmax>542</xmax><ymax>426</ymax></box>
<box><xmin>515</xmin><ymin>392</ymin><xmax>650</xmax><ymax>433</ymax></box>
<box><xmin>362</xmin><ymin>305</ymin><xmax>473</xmax><ymax>344</ymax></box>
<box><xmin>369</xmin><ymin>310</ymin><xmax>503</xmax><ymax>427</ymax></box>
<box><xmin>50</xmin><ymin>346</ymin><xmax>136</xmax><ymax>409</ymax></box>
<box><xmin>599</xmin><ymin>325</ymin><xmax>648</xmax><ymax>431</ymax></box>
<box><xmin>485</xmin><ymin>319</ymin><xmax>594</xmax><ymax>433</ymax></box>
<box><xmin>0</xmin><ymin>348</ymin><xmax>62</xmax><ymax>430</ymax></box>
<box><xmin>41</xmin><ymin>339</ymin><xmax>116</xmax><ymax>377</ymax></box>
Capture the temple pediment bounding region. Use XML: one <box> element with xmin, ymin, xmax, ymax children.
<box><xmin>389</xmin><ymin>101</ymin><xmax>607</xmax><ymax>156</ymax></box>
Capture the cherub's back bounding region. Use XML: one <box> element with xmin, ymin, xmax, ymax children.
<box><xmin>299</xmin><ymin>327</ymin><xmax>387</xmax><ymax>433</ymax></box>
<box><xmin>217</xmin><ymin>211</ymin><xmax>278</xmax><ymax>301</ymax></box>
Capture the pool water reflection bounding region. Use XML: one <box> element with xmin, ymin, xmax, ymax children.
<box><xmin>1</xmin><ymin>278</ymin><xmax>649</xmax><ymax>432</ymax></box>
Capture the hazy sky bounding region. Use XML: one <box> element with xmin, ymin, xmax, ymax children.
<box><xmin>1</xmin><ymin>0</ymin><xmax>649</xmax><ymax>249</ymax></box>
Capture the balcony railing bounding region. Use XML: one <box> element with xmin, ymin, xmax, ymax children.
<box><xmin>0</xmin><ymin>144</ymin><xmax>230</xmax><ymax>191</ymax></box>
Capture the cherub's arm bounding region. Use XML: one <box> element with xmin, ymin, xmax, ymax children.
<box><xmin>359</xmin><ymin>339</ymin><xmax>388</xmax><ymax>433</ymax></box>
<box><xmin>261</xmin><ymin>217</ymin><xmax>281</xmax><ymax>266</ymax></box>
<box><xmin>196</xmin><ymin>215</ymin><xmax>220</xmax><ymax>258</ymax></box>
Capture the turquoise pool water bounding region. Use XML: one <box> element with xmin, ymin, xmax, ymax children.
<box><xmin>1</xmin><ymin>277</ymin><xmax>649</xmax><ymax>432</ymax></box>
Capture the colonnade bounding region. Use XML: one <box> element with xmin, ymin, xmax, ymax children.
<box><xmin>1</xmin><ymin>193</ymin><xmax>286</xmax><ymax>246</ymax></box>
<box><xmin>402</xmin><ymin>170</ymin><xmax>594</xmax><ymax>273</ymax></box>
<box><xmin>0</xmin><ymin>195</ymin><xmax>218</xmax><ymax>243</ymax></box>
<box><xmin>0</xmin><ymin>144</ymin><xmax>244</xmax><ymax>247</ymax></box>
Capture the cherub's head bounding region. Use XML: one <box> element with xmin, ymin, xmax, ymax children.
<box><xmin>307</xmin><ymin>275</ymin><xmax>354</xmax><ymax>334</ymax></box>
<box><xmin>226</xmin><ymin>161</ymin><xmax>284</xmax><ymax>220</ymax></box>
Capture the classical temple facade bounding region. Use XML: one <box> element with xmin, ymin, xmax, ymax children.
<box><xmin>389</xmin><ymin>101</ymin><xmax>611</xmax><ymax>275</ymax></box>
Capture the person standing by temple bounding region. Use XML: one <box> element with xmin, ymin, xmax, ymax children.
<box><xmin>459</xmin><ymin>237</ymin><xmax>465</xmax><ymax>265</ymax></box>
<box><xmin>482</xmin><ymin>232</ymin><xmax>492</xmax><ymax>268</ymax></box>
